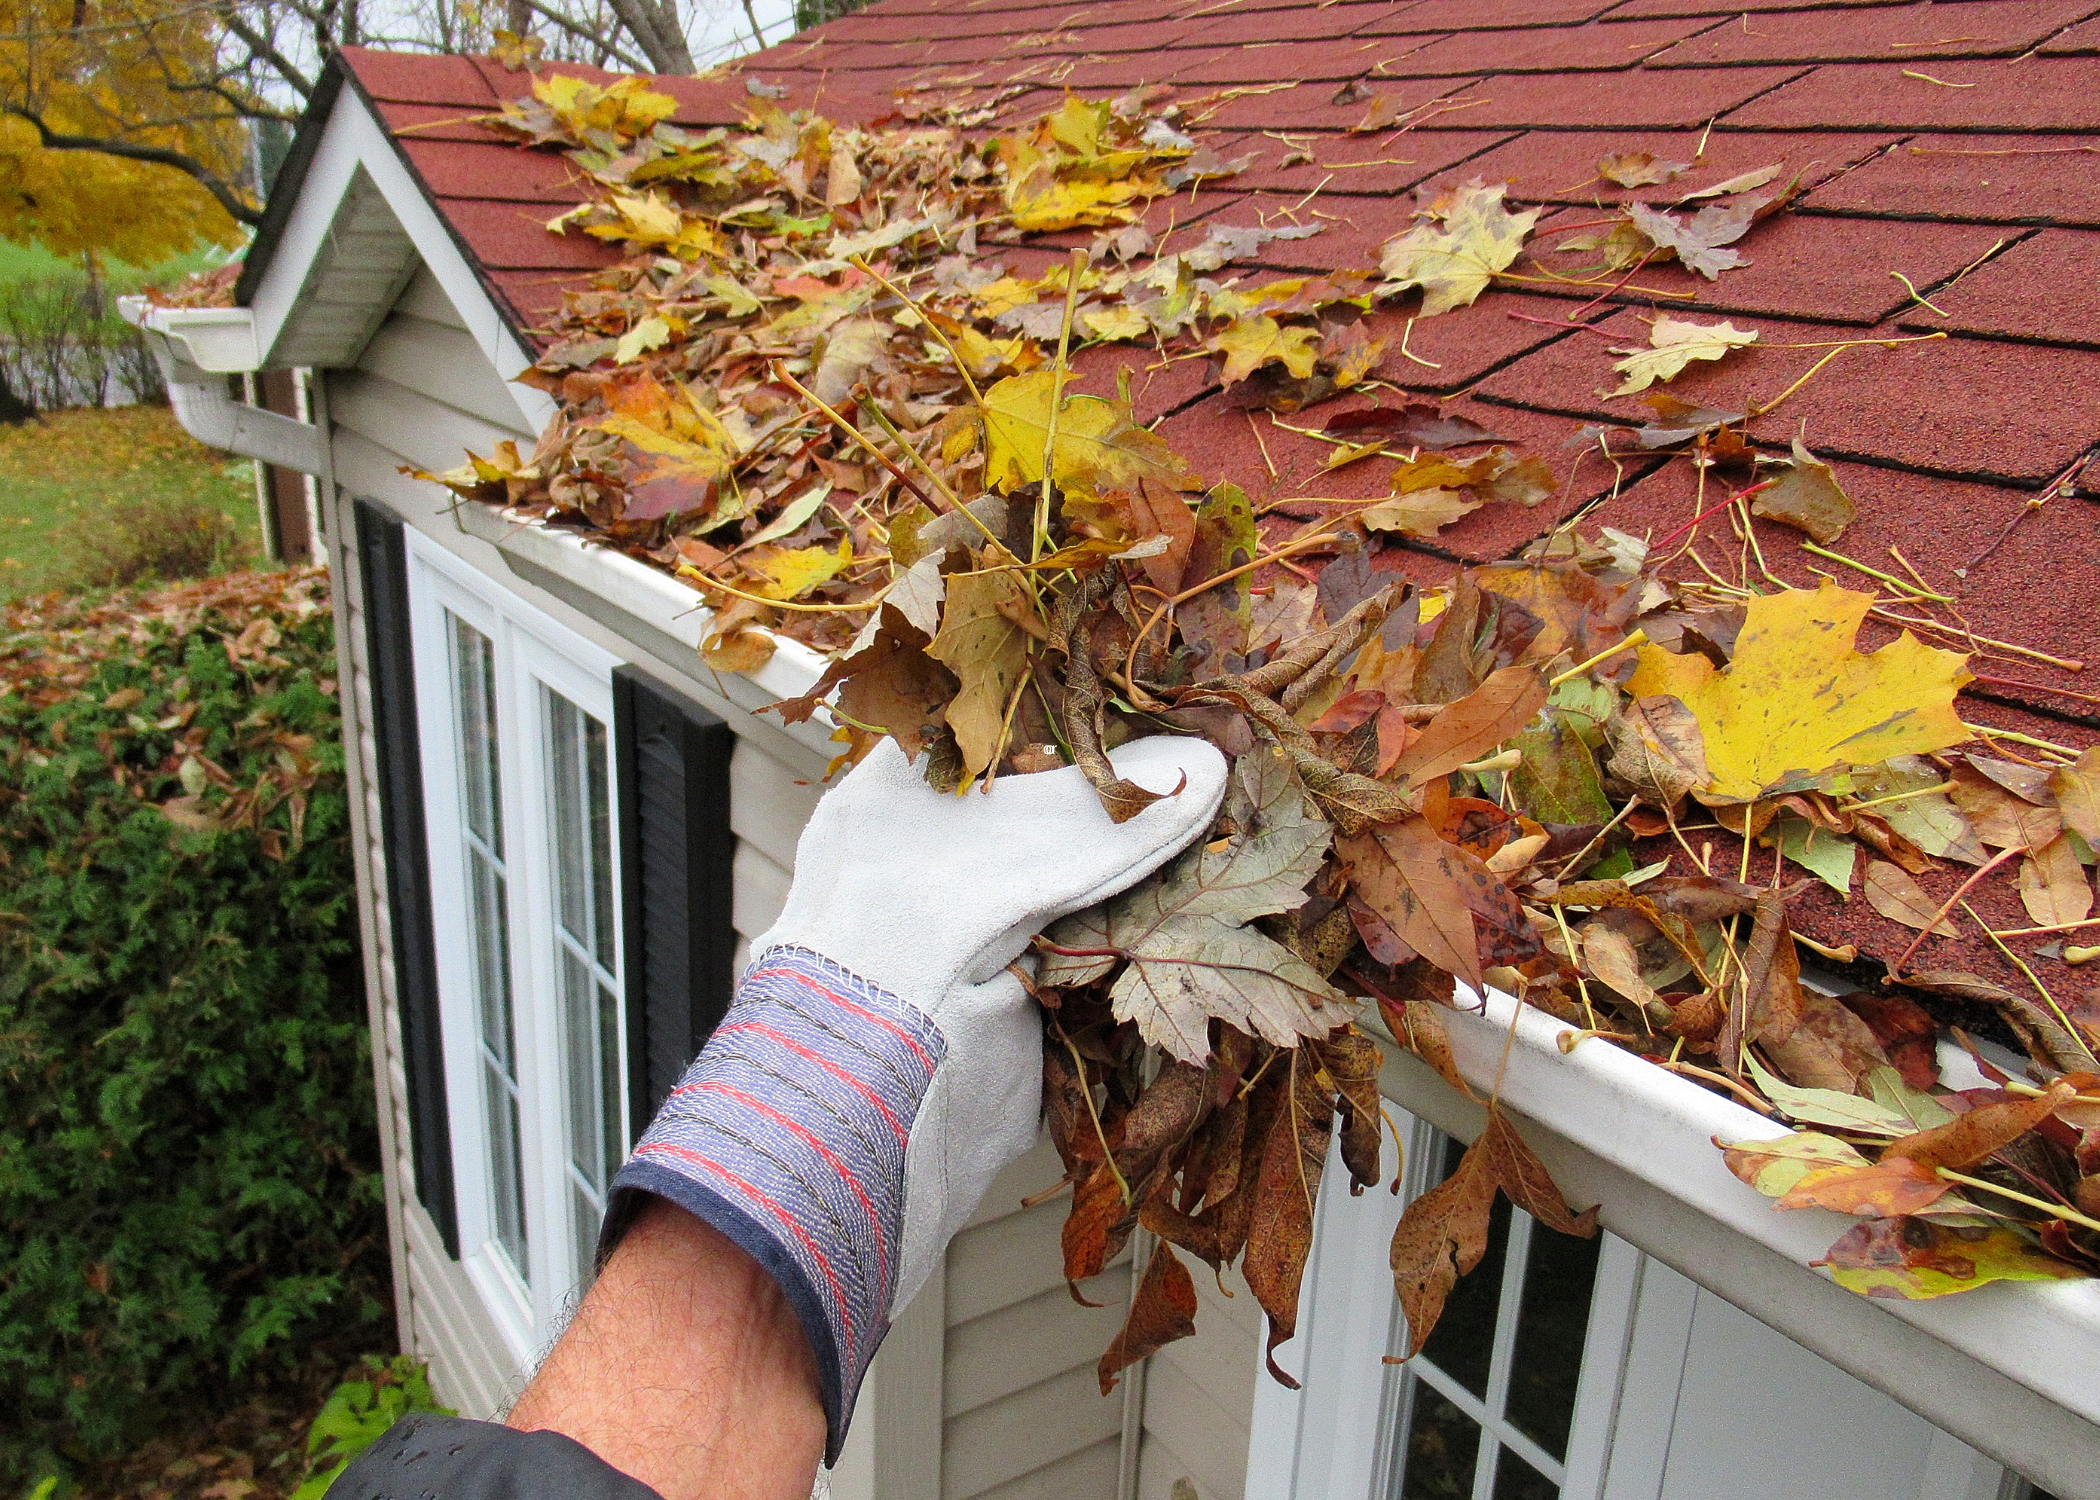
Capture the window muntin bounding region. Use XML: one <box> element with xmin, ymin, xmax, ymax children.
<box><xmin>1388</xmin><ymin>1134</ymin><xmax>1604</xmax><ymax>1500</ymax></box>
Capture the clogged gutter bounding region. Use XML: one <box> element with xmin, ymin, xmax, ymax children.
<box><xmin>392</xmin><ymin>68</ymin><xmax>2100</xmax><ymax>1389</ymax></box>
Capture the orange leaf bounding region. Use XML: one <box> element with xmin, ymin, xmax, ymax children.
<box><xmin>1098</xmin><ymin>1242</ymin><xmax>1200</xmax><ymax>1394</ymax></box>
<box><xmin>1776</xmin><ymin>1157</ymin><xmax>1953</xmax><ymax>1217</ymax></box>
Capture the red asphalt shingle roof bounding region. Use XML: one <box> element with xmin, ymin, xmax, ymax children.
<box><xmin>327</xmin><ymin>1</ymin><xmax>2098</xmax><ymax>995</ymax></box>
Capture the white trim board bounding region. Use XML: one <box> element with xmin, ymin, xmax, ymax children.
<box><xmin>245</xmin><ymin>83</ymin><xmax>557</xmax><ymax>437</ymax></box>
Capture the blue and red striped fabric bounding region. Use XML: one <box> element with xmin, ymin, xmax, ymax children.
<box><xmin>606</xmin><ymin>944</ymin><xmax>945</xmax><ymax>1459</ymax></box>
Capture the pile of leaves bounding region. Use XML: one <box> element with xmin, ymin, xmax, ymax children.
<box><xmin>0</xmin><ymin>569</ymin><xmax>382</xmax><ymax>1486</ymax></box>
<box><xmin>419</xmin><ymin>69</ymin><xmax>2100</xmax><ymax>1392</ymax></box>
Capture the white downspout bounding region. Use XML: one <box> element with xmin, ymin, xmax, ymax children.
<box><xmin>117</xmin><ymin>298</ymin><xmax>326</xmax><ymax>477</ymax></box>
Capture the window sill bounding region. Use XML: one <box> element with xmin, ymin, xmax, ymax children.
<box><xmin>1379</xmin><ymin>989</ymin><xmax>2100</xmax><ymax>1494</ymax></box>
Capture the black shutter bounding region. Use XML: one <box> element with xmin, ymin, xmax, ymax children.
<box><xmin>354</xmin><ymin>498</ymin><xmax>459</xmax><ymax>1256</ymax></box>
<box><xmin>613</xmin><ymin>667</ymin><xmax>737</xmax><ymax>1136</ymax></box>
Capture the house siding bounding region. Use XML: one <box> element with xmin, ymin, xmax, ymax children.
<box><xmin>323</xmin><ymin>261</ymin><xmax>1271</xmax><ymax>1495</ymax></box>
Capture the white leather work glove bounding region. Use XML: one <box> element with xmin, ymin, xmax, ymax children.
<box><xmin>602</xmin><ymin>735</ymin><xmax>1228</xmax><ymax>1461</ymax></box>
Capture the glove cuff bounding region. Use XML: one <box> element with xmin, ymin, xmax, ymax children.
<box><xmin>601</xmin><ymin>945</ymin><xmax>946</xmax><ymax>1463</ymax></box>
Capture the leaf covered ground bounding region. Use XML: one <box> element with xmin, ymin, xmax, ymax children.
<box><xmin>414</xmin><ymin>68</ymin><xmax>2100</xmax><ymax>1383</ymax></box>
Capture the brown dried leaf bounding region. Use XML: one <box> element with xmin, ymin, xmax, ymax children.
<box><xmin>1479</xmin><ymin>1107</ymin><xmax>1597</xmax><ymax>1238</ymax></box>
<box><xmin>2050</xmin><ymin>747</ymin><xmax>2100</xmax><ymax>846</ymax></box>
<box><xmin>1387</xmin><ymin>665</ymin><xmax>1548</xmax><ymax>789</ymax></box>
<box><xmin>1243</xmin><ymin>1054</ymin><xmax>1332</xmax><ymax>1385</ymax></box>
<box><xmin>927</xmin><ymin>567</ymin><xmax>1032</xmax><ymax>777</ymax></box>
<box><xmin>1389</xmin><ymin>1132</ymin><xmax>1496</xmax><ymax>1357</ymax></box>
<box><xmin>1882</xmin><ymin>1077</ymin><xmax>2080</xmax><ymax>1172</ymax></box>
<box><xmin>1604</xmin><ymin>693</ymin><xmax>1711</xmax><ymax>806</ymax></box>
<box><xmin>1776</xmin><ymin>1157</ymin><xmax>1953</xmax><ymax>1217</ymax></box>
<box><xmin>1098</xmin><ymin>1241</ymin><xmax>1201</xmax><ymax>1393</ymax></box>
<box><xmin>1318</xmin><ymin>1028</ymin><xmax>1386</xmax><ymax>1192</ymax></box>
<box><xmin>1337</xmin><ymin>816</ymin><xmax>1485</xmax><ymax>990</ymax></box>
<box><xmin>1950</xmin><ymin>761</ymin><xmax>2061</xmax><ymax>851</ymax></box>
<box><xmin>2019</xmin><ymin>835</ymin><xmax>2093</xmax><ymax>928</ymax></box>
<box><xmin>1863</xmin><ymin>860</ymin><xmax>1957</xmax><ymax>936</ymax></box>
<box><xmin>1750</xmin><ymin>439</ymin><xmax>1855</xmax><ymax>544</ymax></box>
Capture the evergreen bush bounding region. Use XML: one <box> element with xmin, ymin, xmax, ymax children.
<box><xmin>0</xmin><ymin>570</ymin><xmax>383</xmax><ymax>1487</ymax></box>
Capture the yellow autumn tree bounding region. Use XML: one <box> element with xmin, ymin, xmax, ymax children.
<box><xmin>0</xmin><ymin>0</ymin><xmax>255</xmax><ymax>261</ymax></box>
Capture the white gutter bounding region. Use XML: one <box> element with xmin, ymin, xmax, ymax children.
<box><xmin>117</xmin><ymin>297</ymin><xmax>326</xmax><ymax>477</ymax></box>
<box><xmin>1401</xmin><ymin>987</ymin><xmax>2100</xmax><ymax>1496</ymax></box>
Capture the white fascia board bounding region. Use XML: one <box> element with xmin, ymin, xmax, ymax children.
<box><xmin>245</xmin><ymin>88</ymin><xmax>558</xmax><ymax>438</ymax></box>
<box><xmin>447</xmin><ymin>502</ymin><xmax>835</xmax><ymax>759</ymax></box>
<box><xmin>1417</xmin><ymin>988</ymin><xmax>2100</xmax><ymax>1430</ymax></box>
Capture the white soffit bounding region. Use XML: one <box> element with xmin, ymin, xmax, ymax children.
<box><xmin>247</xmin><ymin>85</ymin><xmax>558</xmax><ymax>438</ymax></box>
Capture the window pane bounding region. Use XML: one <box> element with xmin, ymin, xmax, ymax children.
<box><xmin>548</xmin><ymin>694</ymin><xmax>590</xmax><ymax>941</ymax></box>
<box><xmin>596</xmin><ymin>978</ymin><xmax>623</xmax><ymax>1186</ymax></box>
<box><xmin>1420</xmin><ymin>1138</ymin><xmax>1511</xmax><ymax>1399</ymax></box>
<box><xmin>1504</xmin><ymin>1220</ymin><xmax>1603</xmax><ymax>1461</ymax></box>
<box><xmin>1399</xmin><ymin>1382</ymin><xmax>1482</xmax><ymax>1500</ymax></box>
<box><xmin>572</xmin><ymin>1179</ymin><xmax>601</xmax><ymax>1295</ymax></box>
<box><xmin>451</xmin><ymin>615</ymin><xmax>503</xmax><ymax>857</ymax></box>
<box><xmin>1492</xmin><ymin>1448</ymin><xmax>1558</xmax><ymax>1500</ymax></box>
<box><xmin>561</xmin><ymin>949</ymin><xmax>604</xmax><ymax>1191</ymax></box>
<box><xmin>587</xmin><ymin>715</ymin><xmax>615</xmax><ymax>970</ymax></box>
<box><xmin>484</xmin><ymin>1056</ymin><xmax>527</xmax><ymax>1277</ymax></box>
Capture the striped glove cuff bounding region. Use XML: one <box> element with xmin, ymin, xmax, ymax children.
<box><xmin>602</xmin><ymin>945</ymin><xmax>947</xmax><ymax>1462</ymax></box>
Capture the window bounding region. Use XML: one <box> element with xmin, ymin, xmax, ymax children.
<box><xmin>1387</xmin><ymin>1135</ymin><xmax>1604</xmax><ymax>1500</ymax></box>
<box><xmin>408</xmin><ymin>532</ymin><xmax>626</xmax><ymax>1358</ymax></box>
<box><xmin>1246</xmin><ymin>1095</ymin><xmax>2030</xmax><ymax>1500</ymax></box>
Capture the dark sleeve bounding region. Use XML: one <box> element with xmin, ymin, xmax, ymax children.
<box><xmin>331</xmin><ymin>1414</ymin><xmax>666</xmax><ymax>1500</ymax></box>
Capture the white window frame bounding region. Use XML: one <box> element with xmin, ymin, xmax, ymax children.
<box><xmin>406</xmin><ymin>530</ymin><xmax>626</xmax><ymax>1362</ymax></box>
<box><xmin>1246</xmin><ymin>1102</ymin><xmax>2016</xmax><ymax>1500</ymax></box>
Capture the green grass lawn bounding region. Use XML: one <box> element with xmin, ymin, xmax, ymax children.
<box><xmin>0</xmin><ymin>406</ymin><xmax>263</xmax><ymax>600</ymax></box>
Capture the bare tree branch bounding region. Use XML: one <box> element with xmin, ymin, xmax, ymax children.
<box><xmin>216</xmin><ymin>5</ymin><xmax>315</xmax><ymax>96</ymax></box>
<box><xmin>4</xmin><ymin>105</ymin><xmax>263</xmax><ymax>224</ymax></box>
<box><xmin>518</xmin><ymin>0</ymin><xmax>649</xmax><ymax>70</ymax></box>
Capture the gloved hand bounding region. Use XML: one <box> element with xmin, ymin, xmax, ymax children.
<box><xmin>603</xmin><ymin>735</ymin><xmax>1228</xmax><ymax>1462</ymax></box>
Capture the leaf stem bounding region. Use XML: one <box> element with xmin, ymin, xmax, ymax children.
<box><xmin>1058</xmin><ymin>1027</ymin><xmax>1132</xmax><ymax>1206</ymax></box>
<box><xmin>848</xmin><ymin>254</ymin><xmax>984</xmax><ymax>406</ymax></box>
<box><xmin>1547</xmin><ymin>628</ymin><xmax>1648</xmax><ymax>687</ymax></box>
<box><xmin>1800</xmin><ymin>542</ymin><xmax>1957</xmax><ymax>603</ymax></box>
<box><xmin>1885</xmin><ymin>844</ymin><xmax>2020</xmax><ymax>977</ymax></box>
<box><xmin>1935</xmin><ymin>1168</ymin><xmax>2100</xmax><ymax>1235</ymax></box>
<box><xmin>1122</xmin><ymin>521</ymin><xmax>1351</xmax><ymax>692</ymax></box>
<box><xmin>1036</xmin><ymin>248</ymin><xmax>1088</xmax><ymax>565</ymax></box>
<box><xmin>770</xmin><ymin>362</ymin><xmax>941</xmax><ymax>513</ymax></box>
<box><xmin>1747</xmin><ymin>333</ymin><xmax>1946</xmax><ymax>420</ymax></box>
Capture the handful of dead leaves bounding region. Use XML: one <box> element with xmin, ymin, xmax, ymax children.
<box><xmin>419</xmin><ymin>69</ymin><xmax>2100</xmax><ymax>1394</ymax></box>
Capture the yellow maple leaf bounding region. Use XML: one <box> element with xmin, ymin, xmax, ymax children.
<box><xmin>1377</xmin><ymin>178</ymin><xmax>1540</xmax><ymax>317</ymax></box>
<box><xmin>744</xmin><ymin>538</ymin><xmax>853</xmax><ymax>601</ymax></box>
<box><xmin>927</xmin><ymin>568</ymin><xmax>1033</xmax><ymax>777</ymax></box>
<box><xmin>1625</xmin><ymin>582</ymin><xmax>1972</xmax><ymax>802</ymax></box>
<box><xmin>978</xmin><ymin>369</ymin><xmax>1201</xmax><ymax>504</ymax></box>
<box><xmin>1608</xmin><ymin>315</ymin><xmax>1758</xmax><ymax>396</ymax></box>
<box><xmin>1082</xmin><ymin>303</ymin><xmax>1151</xmax><ymax>342</ymax></box>
<box><xmin>1207</xmin><ymin>316</ymin><xmax>1322</xmax><ymax>385</ymax></box>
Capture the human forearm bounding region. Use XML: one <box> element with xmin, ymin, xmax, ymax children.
<box><xmin>506</xmin><ymin>1197</ymin><xmax>825</xmax><ymax>1500</ymax></box>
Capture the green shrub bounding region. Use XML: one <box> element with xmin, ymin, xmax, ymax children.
<box><xmin>291</xmin><ymin>1355</ymin><xmax>452</xmax><ymax>1500</ymax></box>
<box><xmin>0</xmin><ymin>569</ymin><xmax>383</xmax><ymax>1488</ymax></box>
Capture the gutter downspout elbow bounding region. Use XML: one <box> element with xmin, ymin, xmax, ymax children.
<box><xmin>118</xmin><ymin>297</ymin><xmax>327</xmax><ymax>477</ymax></box>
